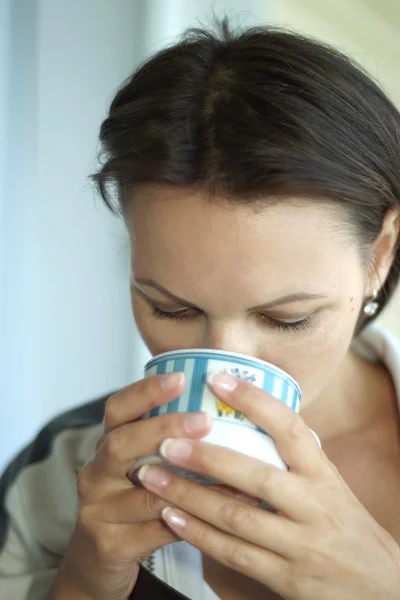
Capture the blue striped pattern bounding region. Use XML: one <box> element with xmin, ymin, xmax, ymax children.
<box><xmin>167</xmin><ymin>357</ymin><xmax>185</xmax><ymax>414</ymax></box>
<box><xmin>145</xmin><ymin>353</ymin><xmax>301</xmax><ymax>422</ymax></box>
<box><xmin>156</xmin><ymin>362</ymin><xmax>167</xmax><ymax>375</ymax></box>
<box><xmin>288</xmin><ymin>386</ymin><xmax>296</xmax><ymax>410</ymax></box>
<box><xmin>176</xmin><ymin>358</ymin><xmax>194</xmax><ymax>412</ymax></box>
<box><xmin>188</xmin><ymin>357</ymin><xmax>207</xmax><ymax>412</ymax></box>
<box><xmin>281</xmin><ymin>379</ymin><xmax>289</xmax><ymax>403</ymax></box>
<box><xmin>262</xmin><ymin>372</ymin><xmax>276</xmax><ymax>396</ymax></box>
<box><xmin>146</xmin><ymin>351</ymin><xmax>300</xmax><ymax>398</ymax></box>
<box><xmin>149</xmin><ymin>361</ymin><xmax>167</xmax><ymax>417</ymax></box>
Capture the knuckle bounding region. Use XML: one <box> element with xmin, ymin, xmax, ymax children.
<box><xmin>155</xmin><ymin>414</ymin><xmax>176</xmax><ymax>438</ymax></box>
<box><xmin>155</xmin><ymin>413</ymin><xmax>190</xmax><ymax>439</ymax></box>
<box><xmin>255</xmin><ymin>467</ymin><xmax>281</xmax><ymax>499</ymax></box>
<box><xmin>104</xmin><ymin>395</ymin><xmax>120</xmax><ymax>429</ymax></box>
<box><xmin>132</xmin><ymin>378</ymin><xmax>149</xmax><ymax>398</ymax></box>
<box><xmin>294</xmin><ymin>526</ymin><xmax>340</xmax><ymax>580</ymax></box>
<box><xmin>303</xmin><ymin>541</ymin><xmax>332</xmax><ymax>578</ymax></box>
<box><xmin>95</xmin><ymin>434</ymin><xmax>105</xmax><ymax>452</ymax></box>
<box><xmin>139</xmin><ymin>374</ymin><xmax>178</xmax><ymax>411</ymax></box>
<box><xmin>103</xmin><ymin>429</ymin><xmax>125</xmax><ymax>462</ymax></box>
<box><xmin>94</xmin><ymin>524</ymin><xmax>121</xmax><ymax>560</ymax></box>
<box><xmin>286</xmin><ymin>412</ymin><xmax>308</xmax><ymax>439</ymax></box>
<box><xmin>222</xmin><ymin>502</ymin><xmax>252</xmax><ymax>536</ymax></box>
<box><xmin>143</xmin><ymin>490</ymin><xmax>168</xmax><ymax>513</ymax></box>
<box><xmin>77</xmin><ymin>504</ymin><xmax>97</xmax><ymax>537</ymax></box>
<box><xmin>145</xmin><ymin>384</ymin><xmax>166</xmax><ymax>412</ymax></box>
<box><xmin>315</xmin><ymin>500</ymin><xmax>343</xmax><ymax>530</ymax></box>
<box><xmin>77</xmin><ymin>466</ymin><xmax>94</xmax><ymax>502</ymax></box>
<box><xmin>134</xmin><ymin>377</ymin><xmax>162</xmax><ymax>410</ymax></box>
<box><xmin>225</xmin><ymin>541</ymin><xmax>252</xmax><ymax>571</ymax></box>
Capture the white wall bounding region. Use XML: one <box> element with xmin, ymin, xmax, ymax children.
<box><xmin>0</xmin><ymin>0</ymin><xmax>274</xmax><ymax>472</ymax></box>
<box><xmin>139</xmin><ymin>0</ymin><xmax>271</xmax><ymax>54</ymax></box>
<box><xmin>1</xmin><ymin>0</ymin><xmax>149</xmax><ymax>472</ymax></box>
<box><xmin>0</xmin><ymin>0</ymin><xmax>11</xmax><ymax>376</ymax></box>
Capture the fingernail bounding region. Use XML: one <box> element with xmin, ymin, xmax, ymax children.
<box><xmin>209</xmin><ymin>372</ymin><xmax>238</xmax><ymax>393</ymax></box>
<box><xmin>137</xmin><ymin>465</ymin><xmax>171</xmax><ymax>488</ymax></box>
<box><xmin>162</xmin><ymin>507</ymin><xmax>187</xmax><ymax>528</ymax></box>
<box><xmin>160</xmin><ymin>438</ymin><xmax>193</xmax><ymax>461</ymax></box>
<box><xmin>310</xmin><ymin>429</ymin><xmax>322</xmax><ymax>448</ymax></box>
<box><xmin>184</xmin><ymin>412</ymin><xmax>213</xmax><ymax>433</ymax></box>
<box><xmin>161</xmin><ymin>372</ymin><xmax>185</xmax><ymax>390</ymax></box>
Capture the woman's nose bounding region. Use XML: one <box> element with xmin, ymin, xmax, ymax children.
<box><xmin>200</xmin><ymin>321</ymin><xmax>259</xmax><ymax>358</ymax></box>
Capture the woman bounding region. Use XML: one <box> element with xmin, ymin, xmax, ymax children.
<box><xmin>1</xmin><ymin>17</ymin><xmax>400</xmax><ymax>600</ymax></box>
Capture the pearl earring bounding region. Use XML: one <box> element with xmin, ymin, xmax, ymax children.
<box><xmin>363</xmin><ymin>289</ymin><xmax>379</xmax><ymax>317</ymax></box>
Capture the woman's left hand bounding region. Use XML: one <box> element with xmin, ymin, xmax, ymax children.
<box><xmin>138</xmin><ymin>373</ymin><xmax>400</xmax><ymax>600</ymax></box>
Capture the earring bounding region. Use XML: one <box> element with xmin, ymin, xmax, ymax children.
<box><xmin>363</xmin><ymin>289</ymin><xmax>379</xmax><ymax>317</ymax></box>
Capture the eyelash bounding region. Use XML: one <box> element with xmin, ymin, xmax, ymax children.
<box><xmin>151</xmin><ymin>307</ymin><xmax>313</xmax><ymax>333</ymax></box>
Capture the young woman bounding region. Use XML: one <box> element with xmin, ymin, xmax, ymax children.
<box><xmin>1</xmin><ymin>18</ymin><xmax>400</xmax><ymax>600</ymax></box>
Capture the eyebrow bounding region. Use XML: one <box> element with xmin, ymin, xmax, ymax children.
<box><xmin>134</xmin><ymin>278</ymin><xmax>328</xmax><ymax>311</ymax></box>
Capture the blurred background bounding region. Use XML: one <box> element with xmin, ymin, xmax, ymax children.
<box><xmin>1</xmin><ymin>0</ymin><xmax>399</xmax><ymax>472</ymax></box>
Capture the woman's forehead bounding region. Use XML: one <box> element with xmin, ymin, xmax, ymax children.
<box><xmin>129</xmin><ymin>187</ymin><xmax>349</xmax><ymax>257</ymax></box>
<box><xmin>128</xmin><ymin>187</ymin><xmax>361</xmax><ymax>301</ymax></box>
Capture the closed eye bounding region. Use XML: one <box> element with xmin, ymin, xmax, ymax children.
<box><xmin>152</xmin><ymin>307</ymin><xmax>313</xmax><ymax>333</ymax></box>
<box><xmin>152</xmin><ymin>307</ymin><xmax>199</xmax><ymax>320</ymax></box>
<box><xmin>258</xmin><ymin>313</ymin><xmax>313</xmax><ymax>332</ymax></box>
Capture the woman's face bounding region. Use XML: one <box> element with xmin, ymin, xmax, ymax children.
<box><xmin>128</xmin><ymin>187</ymin><xmax>369</xmax><ymax>408</ymax></box>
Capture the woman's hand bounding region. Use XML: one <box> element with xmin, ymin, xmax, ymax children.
<box><xmin>49</xmin><ymin>373</ymin><xmax>213</xmax><ymax>600</ymax></box>
<box><xmin>137</xmin><ymin>373</ymin><xmax>400</xmax><ymax>600</ymax></box>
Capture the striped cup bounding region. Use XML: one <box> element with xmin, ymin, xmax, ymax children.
<box><xmin>138</xmin><ymin>349</ymin><xmax>302</xmax><ymax>485</ymax></box>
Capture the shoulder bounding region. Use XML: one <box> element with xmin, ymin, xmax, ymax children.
<box><xmin>353</xmin><ymin>324</ymin><xmax>400</xmax><ymax>405</ymax></box>
<box><xmin>0</xmin><ymin>391</ymin><xmax>113</xmax><ymax>557</ymax></box>
<box><xmin>353</xmin><ymin>323</ymin><xmax>400</xmax><ymax>368</ymax></box>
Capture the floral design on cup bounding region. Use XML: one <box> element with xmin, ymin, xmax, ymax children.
<box><xmin>216</xmin><ymin>399</ymin><xmax>245</xmax><ymax>421</ymax></box>
<box><xmin>228</xmin><ymin>367</ymin><xmax>257</xmax><ymax>383</ymax></box>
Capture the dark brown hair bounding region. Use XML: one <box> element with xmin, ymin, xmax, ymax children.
<box><xmin>92</xmin><ymin>17</ymin><xmax>400</xmax><ymax>323</ymax></box>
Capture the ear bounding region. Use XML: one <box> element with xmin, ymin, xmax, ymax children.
<box><xmin>367</xmin><ymin>208</ymin><xmax>400</xmax><ymax>294</ymax></box>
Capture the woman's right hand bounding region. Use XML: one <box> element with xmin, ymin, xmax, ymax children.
<box><xmin>49</xmin><ymin>372</ymin><xmax>213</xmax><ymax>600</ymax></box>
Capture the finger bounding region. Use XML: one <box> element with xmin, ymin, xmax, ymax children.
<box><xmin>93</xmin><ymin>411</ymin><xmax>213</xmax><ymax>480</ymax></box>
<box><xmin>85</xmin><ymin>518</ymin><xmax>179</xmax><ymax>562</ymax></box>
<box><xmin>130</xmin><ymin>519</ymin><xmax>180</xmax><ymax>556</ymax></box>
<box><xmin>158</xmin><ymin>439</ymin><xmax>314</xmax><ymax>521</ymax></box>
<box><xmin>80</xmin><ymin>485</ymin><xmax>172</xmax><ymax>523</ymax></box>
<box><xmin>209</xmin><ymin>373</ymin><xmax>325</xmax><ymax>477</ymax></box>
<box><xmin>103</xmin><ymin>373</ymin><xmax>186</xmax><ymax>433</ymax></box>
<box><xmin>161</xmin><ymin>507</ymin><xmax>290</xmax><ymax>596</ymax></box>
<box><xmin>127</xmin><ymin>519</ymin><xmax>180</xmax><ymax>557</ymax></box>
<box><xmin>208</xmin><ymin>485</ymin><xmax>262</xmax><ymax>507</ymax></box>
<box><xmin>138</xmin><ymin>465</ymin><xmax>301</xmax><ymax>557</ymax></box>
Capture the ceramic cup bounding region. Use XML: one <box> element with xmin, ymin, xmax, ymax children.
<box><xmin>137</xmin><ymin>348</ymin><xmax>316</xmax><ymax>486</ymax></box>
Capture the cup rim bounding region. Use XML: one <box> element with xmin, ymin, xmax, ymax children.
<box><xmin>145</xmin><ymin>348</ymin><xmax>301</xmax><ymax>396</ymax></box>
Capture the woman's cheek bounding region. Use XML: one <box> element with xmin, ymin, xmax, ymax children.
<box><xmin>281</xmin><ymin>309</ymin><xmax>359</xmax><ymax>404</ymax></box>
